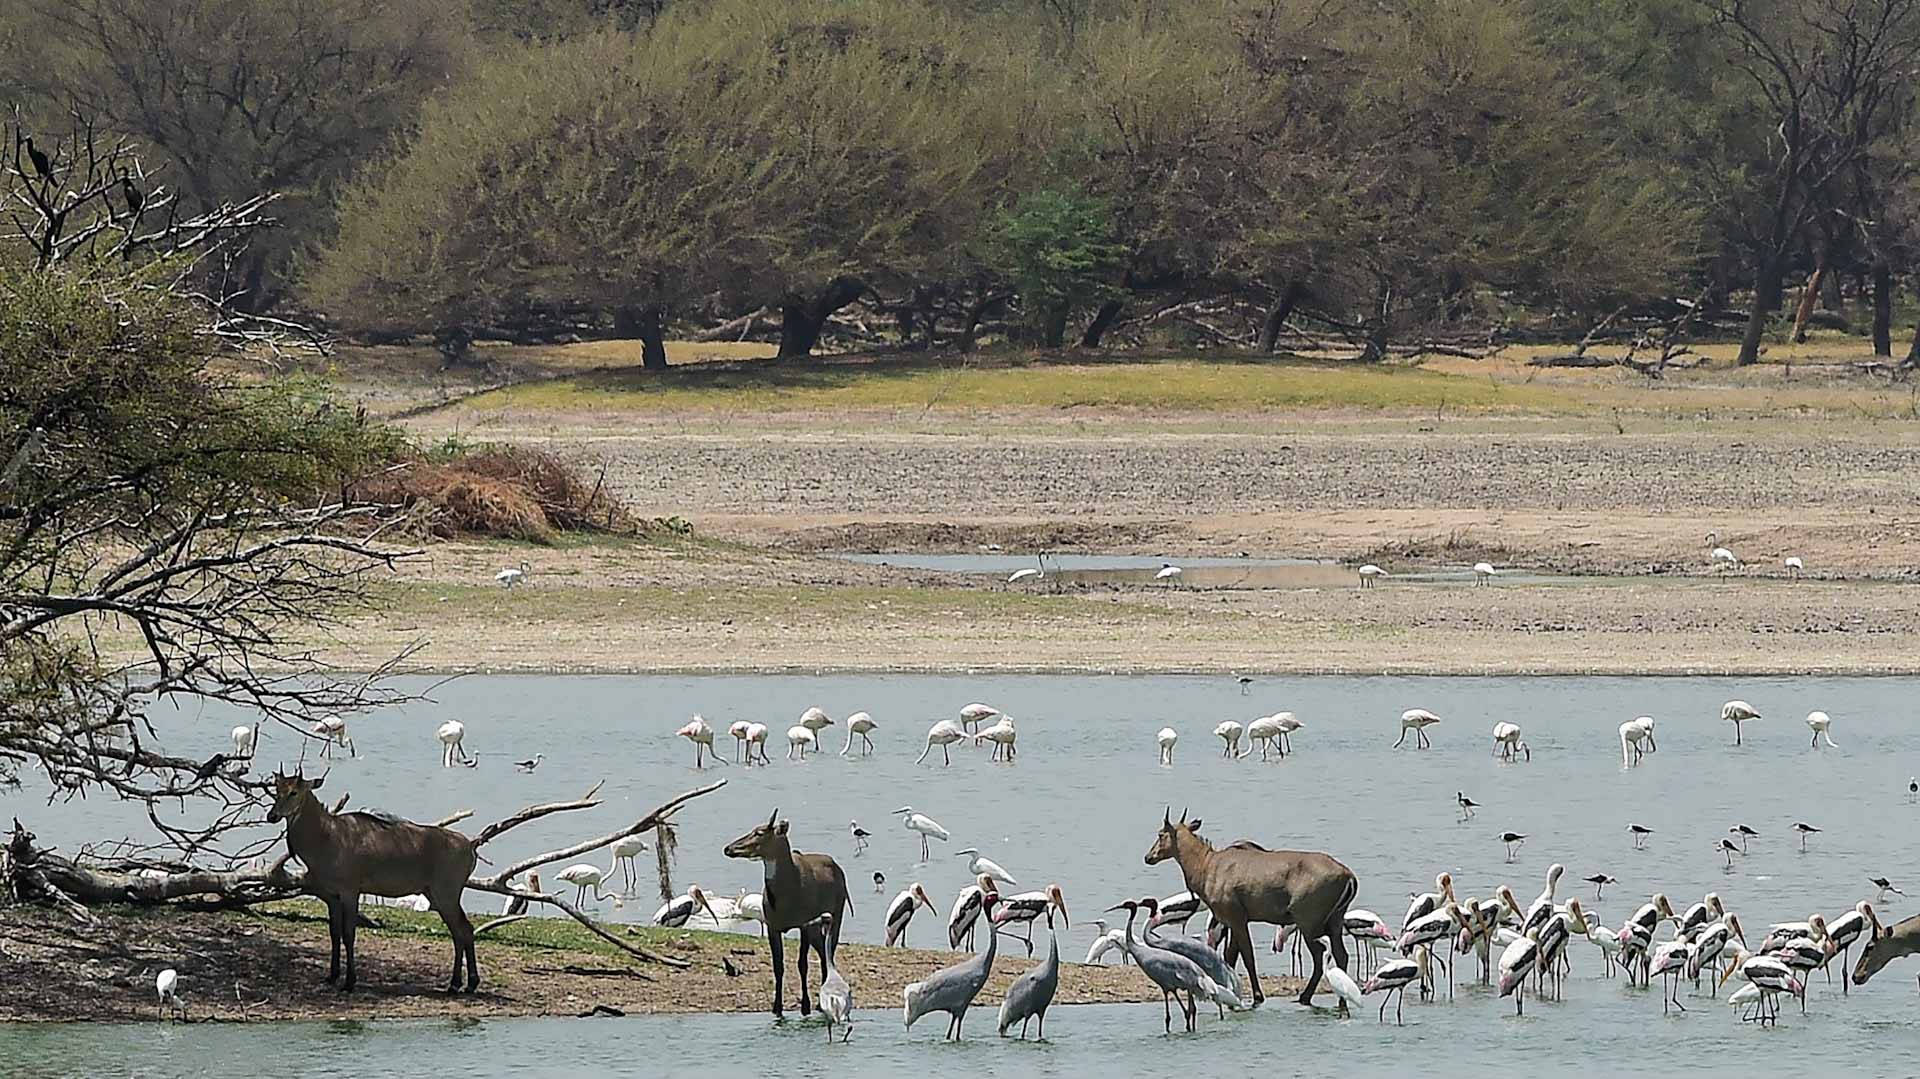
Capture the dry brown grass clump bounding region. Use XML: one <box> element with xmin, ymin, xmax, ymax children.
<box><xmin>354</xmin><ymin>445</ymin><xmax>629</xmax><ymax>542</ymax></box>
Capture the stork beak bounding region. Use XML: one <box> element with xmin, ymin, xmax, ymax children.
<box><xmin>1056</xmin><ymin>897</ymin><xmax>1071</xmax><ymax>928</ymax></box>
<box><xmin>702</xmin><ymin>896</ymin><xmax>721</xmax><ymax>925</ymax></box>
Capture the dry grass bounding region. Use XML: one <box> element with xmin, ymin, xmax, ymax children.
<box><xmin>352</xmin><ymin>445</ymin><xmax>629</xmax><ymax>543</ymax></box>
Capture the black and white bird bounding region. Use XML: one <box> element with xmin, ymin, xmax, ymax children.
<box><xmin>1629</xmin><ymin>823</ymin><xmax>1655</xmax><ymax>850</ymax></box>
<box><xmin>1237</xmin><ymin>675</ymin><xmax>1254</xmax><ymax>694</ymax></box>
<box><xmin>873</xmin><ymin>871</ymin><xmax>886</xmax><ymax>894</ymax></box>
<box><xmin>1791</xmin><ymin>821</ymin><xmax>1822</xmax><ymax>851</ymax></box>
<box><xmin>1729</xmin><ymin>824</ymin><xmax>1760</xmax><ymax>852</ymax></box>
<box><xmin>1716</xmin><ymin>838</ymin><xmax>1743</xmax><ymax>869</ymax></box>
<box><xmin>1457</xmin><ymin>791</ymin><xmax>1480</xmax><ymax>821</ymax></box>
<box><xmin>948</xmin><ymin>880</ymin><xmax>992</xmax><ymax>949</ymax></box>
<box><xmin>1147</xmin><ymin>891</ymin><xmax>1204</xmax><ymax>934</ymax></box>
<box><xmin>990</xmin><ymin>883</ymin><xmax>1070</xmax><ymax>956</ymax></box>
<box><xmin>722</xmin><ymin>955</ymin><xmax>742</xmax><ymax>977</ymax></box>
<box><xmin>1872</xmin><ymin>877</ymin><xmax>1906</xmax><ymax>902</ymax></box>
<box><xmin>849</xmin><ymin>820</ymin><xmax>872</xmax><ymax>855</ymax></box>
<box><xmin>1500</xmin><ymin>832</ymin><xmax>1527</xmax><ymax>862</ymax></box>
<box><xmin>653</xmin><ymin>885</ymin><xmax>719</xmax><ymax>928</ymax></box>
<box><xmin>513</xmin><ymin>754</ymin><xmax>545</xmax><ymax>773</ymax></box>
<box><xmin>1909</xmin><ymin>777</ymin><xmax>1917</xmax><ymax>803</ymax></box>
<box><xmin>885</xmin><ymin>882</ymin><xmax>937</xmax><ymax>946</ymax></box>
<box><xmin>1823</xmin><ymin>901</ymin><xmax>1876</xmax><ymax>995</ymax></box>
<box><xmin>1363</xmin><ymin>958</ymin><xmax>1422</xmax><ymax>1024</ymax></box>
<box><xmin>1584</xmin><ymin>873</ymin><xmax>1617</xmax><ymax>901</ymax></box>
<box><xmin>1678</xmin><ymin>893</ymin><xmax>1727</xmax><ymax>940</ymax></box>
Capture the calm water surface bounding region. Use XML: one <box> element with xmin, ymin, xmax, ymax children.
<box><xmin>7</xmin><ymin>673</ymin><xmax>1920</xmax><ymax>1075</ymax></box>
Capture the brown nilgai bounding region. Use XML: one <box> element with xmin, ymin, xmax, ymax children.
<box><xmin>1143</xmin><ymin>808</ymin><xmax>1357</xmax><ymax>1006</ymax></box>
<box><xmin>267</xmin><ymin>770</ymin><xmax>480</xmax><ymax>993</ymax></box>
<box><xmin>724</xmin><ymin>808</ymin><xmax>850</xmax><ymax>1017</ymax></box>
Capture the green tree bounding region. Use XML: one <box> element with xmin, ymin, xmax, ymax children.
<box><xmin>984</xmin><ymin>190</ymin><xmax>1127</xmax><ymax>347</ymax></box>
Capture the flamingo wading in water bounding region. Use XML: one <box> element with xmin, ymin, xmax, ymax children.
<box><xmin>917</xmin><ymin>720</ymin><xmax>966</xmax><ymax>766</ymax></box>
<box><xmin>1395</xmin><ymin>708</ymin><xmax>1440</xmax><ymax>749</ymax></box>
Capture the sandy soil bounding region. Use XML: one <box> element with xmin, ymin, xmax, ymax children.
<box><xmin>0</xmin><ymin>903</ymin><xmax>1304</xmax><ymax>1021</ymax></box>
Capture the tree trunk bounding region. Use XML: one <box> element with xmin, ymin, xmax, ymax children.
<box><xmin>959</xmin><ymin>293</ymin><xmax>1008</xmax><ymax>353</ymax></box>
<box><xmin>1791</xmin><ymin>265</ymin><xmax>1824</xmax><ymax>343</ymax></box>
<box><xmin>1821</xmin><ymin>263</ymin><xmax>1843</xmax><ymax>310</ymax></box>
<box><xmin>1907</xmin><ymin>276</ymin><xmax>1920</xmax><ymax>368</ymax></box>
<box><xmin>1040</xmin><ymin>305</ymin><xmax>1070</xmax><ymax>349</ymax></box>
<box><xmin>777</xmin><ymin>276</ymin><xmax>866</xmax><ymax>359</ymax></box>
<box><xmin>615</xmin><ymin>305</ymin><xmax>669</xmax><ymax>369</ymax></box>
<box><xmin>1736</xmin><ymin>258</ymin><xmax>1786</xmax><ymax>365</ymax></box>
<box><xmin>1259</xmin><ymin>282</ymin><xmax>1306</xmax><ymax>352</ymax></box>
<box><xmin>1080</xmin><ymin>300</ymin><xmax>1124</xmax><ymax>348</ymax></box>
<box><xmin>1872</xmin><ymin>264</ymin><xmax>1893</xmax><ymax>357</ymax></box>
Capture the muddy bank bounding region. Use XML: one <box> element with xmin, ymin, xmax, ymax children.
<box><xmin>0</xmin><ymin>903</ymin><xmax>1308</xmax><ymax>1022</ymax></box>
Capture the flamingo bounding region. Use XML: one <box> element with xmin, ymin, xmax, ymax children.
<box><xmin>1620</xmin><ymin>718</ymin><xmax>1652</xmax><ymax>767</ymax></box>
<box><xmin>974</xmin><ymin>717</ymin><xmax>1017</xmax><ymax>761</ymax></box>
<box><xmin>1358</xmin><ymin>564</ymin><xmax>1387</xmax><ymax>588</ymax></box>
<box><xmin>956</xmin><ymin>847</ymin><xmax>1018</xmax><ymax>888</ymax></box>
<box><xmin>435</xmin><ymin>720</ymin><xmax>473</xmax><ymax>768</ymax></box>
<box><xmin>1213</xmin><ymin>720</ymin><xmax>1244</xmax><ymax>757</ymax></box>
<box><xmin>1247</xmin><ymin>713</ymin><xmax>1286</xmax><ymax>760</ymax></box>
<box><xmin>917</xmin><ymin>720</ymin><xmax>966</xmax><ymax>766</ymax></box>
<box><xmin>311</xmin><ymin>715</ymin><xmax>355</xmax><ymax>758</ymax></box>
<box><xmin>555</xmin><ymin>860</ymin><xmax>615</xmax><ymax>905</ymax></box>
<box><xmin>1784</xmin><ymin>555</ymin><xmax>1804</xmax><ymax>578</ymax></box>
<box><xmin>1472</xmin><ymin>562</ymin><xmax>1498</xmax><ymax>585</ymax></box>
<box><xmin>743</xmin><ymin>722</ymin><xmax>771</xmax><ymax>765</ymax></box>
<box><xmin>611</xmin><ymin>834</ymin><xmax>648</xmax><ymax>894</ymax></box>
<box><xmin>957</xmin><ymin>702</ymin><xmax>1000</xmax><ymax>736</ymax></box>
<box><xmin>893</xmin><ymin>806</ymin><xmax>950</xmax><ymax>861</ymax></box>
<box><xmin>676</xmin><ymin>715</ymin><xmax>722</xmax><ymax>768</ymax></box>
<box><xmin>1394</xmin><ymin>708</ymin><xmax>1440</xmax><ymax>749</ymax></box>
<box><xmin>1492</xmin><ymin>721</ymin><xmax>1529</xmax><ymax>762</ymax></box>
<box><xmin>1271</xmin><ymin>711</ymin><xmax>1303</xmax><ymax>753</ymax></box>
<box><xmin>1805</xmin><ymin>710</ymin><xmax>1837</xmax><ymax>748</ymax></box>
<box><xmin>1156</xmin><ymin>726</ymin><xmax>1178</xmax><ymax>764</ymax></box>
<box><xmin>727</xmin><ymin>720</ymin><xmax>752</xmax><ymax>762</ymax></box>
<box><xmin>495</xmin><ymin>560</ymin><xmax>531</xmax><ymax>587</ymax></box>
<box><xmin>785</xmin><ymin>725</ymin><xmax>816</xmax><ymax>760</ymax></box>
<box><xmin>1721</xmin><ymin>699</ymin><xmax>1761</xmax><ymax>745</ymax></box>
<box><xmin>841</xmin><ymin>711</ymin><xmax>879</xmax><ymax>756</ymax></box>
<box><xmin>798</xmin><ymin>706</ymin><xmax>835</xmax><ymax>734</ymax></box>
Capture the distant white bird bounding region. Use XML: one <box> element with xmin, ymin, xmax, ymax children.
<box><xmin>1620</xmin><ymin>717</ymin><xmax>1653</xmax><ymax>768</ymax></box>
<box><xmin>1358</xmin><ymin>564</ymin><xmax>1387</xmax><ymax>588</ymax></box>
<box><xmin>743</xmin><ymin>722</ymin><xmax>771</xmax><ymax>765</ymax></box>
<box><xmin>1805</xmin><ymin>710</ymin><xmax>1837</xmax><ymax>749</ymax></box>
<box><xmin>917</xmin><ymin>719</ymin><xmax>966</xmax><ymax>766</ymax></box>
<box><xmin>1156</xmin><ymin>726</ymin><xmax>1178</xmax><ymax>765</ymax></box>
<box><xmin>1322</xmin><ymin>962</ymin><xmax>1364</xmax><ymax>1016</ymax></box>
<box><xmin>785</xmin><ymin>725</ymin><xmax>817</xmax><ymax>760</ymax></box>
<box><xmin>1472</xmin><ymin>562</ymin><xmax>1498</xmax><ymax>585</ymax></box>
<box><xmin>676</xmin><ymin>714</ymin><xmax>723</xmax><ymax>768</ymax></box>
<box><xmin>1007</xmin><ymin>567</ymin><xmax>1042</xmax><ymax>584</ymax></box>
<box><xmin>1784</xmin><ymin>555</ymin><xmax>1804</xmax><ymax>578</ymax></box>
<box><xmin>798</xmin><ymin>707</ymin><xmax>835</xmax><ymax>733</ymax></box>
<box><xmin>513</xmin><ymin>753</ymin><xmax>545</xmax><ymax>773</ymax></box>
<box><xmin>728</xmin><ymin>720</ymin><xmax>752</xmax><ymax>762</ymax></box>
<box><xmin>1155</xmin><ymin>563</ymin><xmax>1184</xmax><ymax>584</ymax></box>
<box><xmin>555</xmin><ymin>860</ymin><xmax>615</xmax><ymax>905</ymax></box>
<box><xmin>975</xmin><ymin>716</ymin><xmax>1017</xmax><ymax>762</ymax></box>
<box><xmin>1085</xmin><ymin>918</ymin><xmax>1130</xmax><ymax>965</ymax></box>
<box><xmin>1491</xmin><ymin>721</ymin><xmax>1530</xmax><ymax>762</ymax></box>
<box><xmin>156</xmin><ymin>968</ymin><xmax>183</xmax><ymax>1020</ymax></box>
<box><xmin>1213</xmin><ymin>720</ymin><xmax>1244</xmax><ymax>757</ymax></box>
<box><xmin>229</xmin><ymin>724</ymin><xmax>258</xmax><ymax>760</ymax></box>
<box><xmin>957</xmin><ymin>847</ymin><xmax>1018</xmax><ymax>888</ymax></box>
<box><xmin>893</xmin><ymin>806</ymin><xmax>950</xmax><ymax>861</ymax></box>
<box><xmin>1394</xmin><ymin>708</ymin><xmax>1441</xmax><ymax>749</ymax></box>
<box><xmin>654</xmin><ymin>884</ymin><xmax>719</xmax><ymax>928</ymax></box>
<box><xmin>957</xmin><ymin>702</ymin><xmax>1000</xmax><ymax>735</ymax></box>
<box><xmin>495</xmin><ymin>560</ymin><xmax>531</xmax><ymax>587</ymax></box>
<box><xmin>1708</xmin><ymin>534</ymin><xmax>1738</xmax><ymax>567</ymax></box>
<box><xmin>1247</xmin><ymin>713</ymin><xmax>1286</xmax><ymax>760</ymax></box>
<box><xmin>611</xmin><ymin>834</ymin><xmax>649</xmax><ymax>894</ymax></box>
<box><xmin>436</xmin><ymin>720</ymin><xmax>473</xmax><ymax>768</ymax></box>
<box><xmin>311</xmin><ymin>715</ymin><xmax>355</xmax><ymax>758</ymax></box>
<box><xmin>841</xmin><ymin>711</ymin><xmax>879</xmax><ymax>756</ymax></box>
<box><xmin>1721</xmin><ymin>700</ymin><xmax>1761</xmax><ymax>745</ymax></box>
<box><xmin>818</xmin><ymin>914</ymin><xmax>855</xmax><ymax>1042</ymax></box>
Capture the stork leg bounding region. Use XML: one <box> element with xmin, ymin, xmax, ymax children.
<box><xmin>1393</xmin><ymin>729</ymin><xmax>1408</xmax><ymax>748</ymax></box>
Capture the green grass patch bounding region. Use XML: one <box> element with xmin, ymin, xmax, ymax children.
<box><xmin>470</xmin><ymin>357</ymin><xmax>1577</xmax><ymax>414</ymax></box>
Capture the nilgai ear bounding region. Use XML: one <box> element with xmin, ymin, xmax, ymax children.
<box><xmin>1189</xmin><ymin>818</ymin><xmax>1203</xmax><ymax>832</ymax></box>
<box><xmin>308</xmin><ymin>776</ymin><xmax>325</xmax><ymax>791</ymax></box>
<box><xmin>776</xmin><ymin>820</ymin><xmax>790</xmax><ymax>836</ymax></box>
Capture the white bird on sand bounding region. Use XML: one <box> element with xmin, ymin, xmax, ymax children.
<box><xmin>975</xmin><ymin>716</ymin><xmax>1017</xmax><ymax>761</ymax></box>
<box><xmin>495</xmin><ymin>560</ymin><xmax>531</xmax><ymax>587</ymax></box>
<box><xmin>743</xmin><ymin>722</ymin><xmax>770</xmax><ymax>765</ymax></box>
<box><xmin>654</xmin><ymin>884</ymin><xmax>719</xmax><ymax>927</ymax></box>
<box><xmin>885</xmin><ymin>883</ymin><xmax>937</xmax><ymax>946</ymax></box>
<box><xmin>798</xmin><ymin>706</ymin><xmax>835</xmax><ymax>733</ymax></box>
<box><xmin>1007</xmin><ymin>567</ymin><xmax>1041</xmax><ymax>584</ymax></box>
<box><xmin>1156</xmin><ymin>726</ymin><xmax>1178</xmax><ymax>765</ymax></box>
<box><xmin>230</xmin><ymin>724</ymin><xmax>258</xmax><ymax>759</ymax></box>
<box><xmin>555</xmin><ymin>860</ymin><xmax>615</xmax><ymax>905</ymax></box>
<box><xmin>728</xmin><ymin>720</ymin><xmax>752</xmax><ymax>762</ymax></box>
<box><xmin>1472</xmin><ymin>562</ymin><xmax>1498</xmax><ymax>585</ymax></box>
<box><xmin>436</xmin><ymin>720</ymin><xmax>473</xmax><ymax>768</ymax></box>
<box><xmin>917</xmin><ymin>719</ymin><xmax>967</xmax><ymax>766</ymax></box>
<box><xmin>611</xmin><ymin>834</ymin><xmax>649</xmax><ymax>894</ymax></box>
<box><xmin>957</xmin><ymin>702</ymin><xmax>1000</xmax><ymax>735</ymax></box>
<box><xmin>156</xmin><ymin>968</ymin><xmax>184</xmax><ymax>1019</ymax></box>
<box><xmin>1155</xmin><ymin>563</ymin><xmax>1184</xmax><ymax>584</ymax></box>
<box><xmin>1721</xmin><ymin>700</ymin><xmax>1761</xmax><ymax>745</ymax></box>
<box><xmin>785</xmin><ymin>725</ymin><xmax>816</xmax><ymax>760</ymax></box>
<box><xmin>1708</xmin><ymin>535</ymin><xmax>1739</xmax><ymax>567</ymax></box>
<box><xmin>957</xmin><ymin>847</ymin><xmax>1019</xmax><ymax>888</ymax></box>
<box><xmin>841</xmin><ymin>711</ymin><xmax>879</xmax><ymax>756</ymax></box>
<box><xmin>1213</xmin><ymin>720</ymin><xmax>1244</xmax><ymax>757</ymax></box>
<box><xmin>311</xmin><ymin>715</ymin><xmax>355</xmax><ymax>758</ymax></box>
<box><xmin>1086</xmin><ymin>918</ymin><xmax>1131</xmax><ymax>965</ymax></box>
<box><xmin>893</xmin><ymin>806</ymin><xmax>950</xmax><ymax>861</ymax></box>
<box><xmin>1358</xmin><ymin>564</ymin><xmax>1387</xmax><ymax>588</ymax></box>
<box><xmin>1805</xmin><ymin>710</ymin><xmax>1837</xmax><ymax>749</ymax></box>
<box><xmin>1784</xmin><ymin>555</ymin><xmax>1804</xmax><ymax>578</ymax></box>
<box><xmin>676</xmin><ymin>714</ymin><xmax>723</xmax><ymax>768</ymax></box>
<box><xmin>1394</xmin><ymin>708</ymin><xmax>1441</xmax><ymax>749</ymax></box>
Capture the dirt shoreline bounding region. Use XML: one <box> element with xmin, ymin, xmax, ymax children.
<box><xmin>0</xmin><ymin>902</ymin><xmax>1309</xmax><ymax>1022</ymax></box>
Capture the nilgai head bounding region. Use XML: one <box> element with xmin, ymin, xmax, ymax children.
<box><xmin>724</xmin><ymin>809</ymin><xmax>789</xmax><ymax>860</ymax></box>
<box><xmin>1853</xmin><ymin>904</ymin><xmax>1894</xmax><ymax>985</ymax></box>
<box><xmin>1144</xmin><ymin>807</ymin><xmax>1202</xmax><ymax>865</ymax></box>
<box><xmin>265</xmin><ymin>770</ymin><xmax>325</xmax><ymax>824</ymax></box>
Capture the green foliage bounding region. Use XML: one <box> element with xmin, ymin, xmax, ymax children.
<box><xmin>984</xmin><ymin>190</ymin><xmax>1127</xmax><ymax>344</ymax></box>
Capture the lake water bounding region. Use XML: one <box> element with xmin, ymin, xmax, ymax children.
<box><xmin>7</xmin><ymin>673</ymin><xmax>1920</xmax><ymax>1074</ymax></box>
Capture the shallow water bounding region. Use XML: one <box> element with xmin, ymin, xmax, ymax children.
<box><xmin>9</xmin><ymin>673</ymin><xmax>1920</xmax><ymax>1072</ymax></box>
<box><xmin>835</xmin><ymin>552</ymin><xmax>1572</xmax><ymax>588</ymax></box>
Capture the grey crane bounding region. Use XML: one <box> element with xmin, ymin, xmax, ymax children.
<box><xmin>815</xmin><ymin>913</ymin><xmax>854</xmax><ymax>1042</ymax></box>
<box><xmin>1140</xmin><ymin>895</ymin><xmax>1243</xmax><ymax>1015</ymax></box>
<box><xmin>903</xmin><ymin>880</ymin><xmax>1000</xmax><ymax>1040</ymax></box>
<box><xmin>1110</xmin><ymin>899</ymin><xmax>1224</xmax><ymax>1033</ymax></box>
<box><xmin>997</xmin><ymin>905</ymin><xmax>1063</xmax><ymax>1039</ymax></box>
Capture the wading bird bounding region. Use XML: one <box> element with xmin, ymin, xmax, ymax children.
<box><xmin>1717</xmin><ymin>838</ymin><xmax>1742</xmax><ymax>868</ymax></box>
<box><xmin>1872</xmin><ymin>877</ymin><xmax>1905</xmax><ymax>902</ymax></box>
<box><xmin>1500</xmin><ymin>832</ymin><xmax>1527</xmax><ymax>862</ymax></box>
<box><xmin>230</xmin><ymin>724</ymin><xmax>258</xmax><ymax>760</ymax></box>
<box><xmin>311</xmin><ymin>715</ymin><xmax>355</xmax><ymax>758</ymax></box>
<box><xmin>1792</xmin><ymin>821</ymin><xmax>1821</xmax><ymax>851</ymax></box>
<box><xmin>818</xmin><ymin>913</ymin><xmax>854</xmax><ymax>1042</ymax></box>
<box><xmin>1497</xmin><ymin>928</ymin><xmax>1541</xmax><ymax>1015</ymax></box>
<box><xmin>1457</xmin><ymin>791</ymin><xmax>1480</xmax><ymax>821</ymax></box>
<box><xmin>495</xmin><ymin>560</ymin><xmax>530</xmax><ymax>588</ymax></box>
<box><xmin>1585</xmin><ymin>873</ymin><xmax>1617</xmax><ymax>901</ymax></box>
<box><xmin>850</xmin><ymin>821</ymin><xmax>872</xmax><ymax>855</ymax></box>
<box><xmin>1805</xmin><ymin>710</ymin><xmax>1837</xmax><ymax>748</ymax></box>
<box><xmin>676</xmin><ymin>714</ymin><xmax>723</xmax><ymax>768</ymax></box>
<box><xmin>1155</xmin><ymin>563</ymin><xmax>1184</xmax><ymax>585</ymax></box>
<box><xmin>436</xmin><ymin>720</ymin><xmax>473</xmax><ymax>768</ymax></box>
<box><xmin>555</xmin><ymin>860</ymin><xmax>615</xmax><ymax>905</ymax></box>
<box><xmin>514</xmin><ymin>753</ymin><xmax>545</xmax><ymax>773</ymax></box>
<box><xmin>1358</xmin><ymin>564</ymin><xmax>1387</xmax><ymax>588</ymax></box>
<box><xmin>156</xmin><ymin>968</ymin><xmax>183</xmax><ymax>1020</ymax></box>
<box><xmin>841</xmin><ymin>711</ymin><xmax>878</xmax><ymax>756</ymax></box>
<box><xmin>957</xmin><ymin>702</ymin><xmax>1000</xmax><ymax>736</ymax></box>
<box><xmin>1395</xmin><ymin>708</ymin><xmax>1441</xmax><ymax>749</ymax></box>
<box><xmin>1629</xmin><ymin>824</ymin><xmax>1654</xmax><ymax>850</ymax></box>
<box><xmin>1721</xmin><ymin>699</ymin><xmax>1761</xmax><ymax>745</ymax></box>
<box><xmin>1784</xmin><ymin>555</ymin><xmax>1804</xmax><ymax>577</ymax></box>
<box><xmin>1473</xmin><ymin>562</ymin><xmax>1498</xmax><ymax>585</ymax></box>
<box><xmin>905</xmin><ymin>882</ymin><xmax>1001</xmax><ymax>1040</ymax></box>
<box><xmin>917</xmin><ymin>720</ymin><xmax>966</xmax><ymax>766</ymax></box>
<box><xmin>1620</xmin><ymin>718</ymin><xmax>1653</xmax><ymax>768</ymax></box>
<box><xmin>1247</xmin><ymin>713</ymin><xmax>1287</xmax><ymax>760</ymax></box>
<box><xmin>785</xmin><ymin>725</ymin><xmax>816</xmax><ymax>761</ymax></box>
<box><xmin>611</xmin><ymin>834</ymin><xmax>648</xmax><ymax>894</ymax></box>
<box><xmin>744</xmin><ymin>722</ymin><xmax>771</xmax><ymax>765</ymax></box>
<box><xmin>976</xmin><ymin>716</ymin><xmax>1018</xmax><ymax>762</ymax></box>
<box><xmin>1729</xmin><ymin>824</ymin><xmax>1759</xmax><ymax>852</ymax></box>
<box><xmin>1708</xmin><ymin>535</ymin><xmax>1739</xmax><ymax>567</ymax></box>
<box><xmin>654</xmin><ymin>885</ymin><xmax>719</xmax><ymax>928</ymax></box>
<box><xmin>1363</xmin><ymin>958</ymin><xmax>1421</xmax><ymax>1023</ymax></box>
<box><xmin>1492</xmin><ymin>722</ymin><xmax>1530</xmax><ymax>762</ymax></box>
<box><xmin>894</xmin><ymin>806</ymin><xmax>950</xmax><ymax>861</ymax></box>
<box><xmin>957</xmin><ymin>847</ymin><xmax>1018</xmax><ymax>888</ymax></box>
<box><xmin>885</xmin><ymin>883</ymin><xmax>937</xmax><ymax>946</ymax></box>
<box><xmin>998</xmin><ymin>904</ymin><xmax>1064</xmax><ymax>1039</ymax></box>
<box><xmin>1109</xmin><ymin>899</ymin><xmax>1228</xmax><ymax>1033</ymax></box>
<box><xmin>1085</xmin><ymin>919</ymin><xmax>1130</xmax><ymax>965</ymax></box>
<box><xmin>1157</xmin><ymin>726</ymin><xmax>1179</xmax><ymax>765</ymax></box>
<box><xmin>1323</xmin><ymin>963</ymin><xmax>1364</xmax><ymax>1016</ymax></box>
<box><xmin>798</xmin><ymin>706</ymin><xmax>834</xmax><ymax>733</ymax></box>
<box><xmin>1213</xmin><ymin>720</ymin><xmax>1244</xmax><ymax>757</ymax></box>
<box><xmin>992</xmin><ymin>883</ymin><xmax>1069</xmax><ymax>958</ymax></box>
<box><xmin>728</xmin><ymin>721</ymin><xmax>752</xmax><ymax>762</ymax></box>
<box><xmin>874</xmin><ymin>872</ymin><xmax>886</xmax><ymax>894</ymax></box>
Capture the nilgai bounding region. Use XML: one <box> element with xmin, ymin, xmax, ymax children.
<box><xmin>1143</xmin><ymin>808</ymin><xmax>1357</xmax><ymax>1005</ymax></box>
<box><xmin>723</xmin><ymin>809</ymin><xmax>850</xmax><ymax>1017</ymax></box>
<box><xmin>1853</xmin><ymin>907</ymin><xmax>1920</xmax><ymax>988</ymax></box>
<box><xmin>266</xmin><ymin>770</ymin><xmax>480</xmax><ymax>993</ymax></box>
